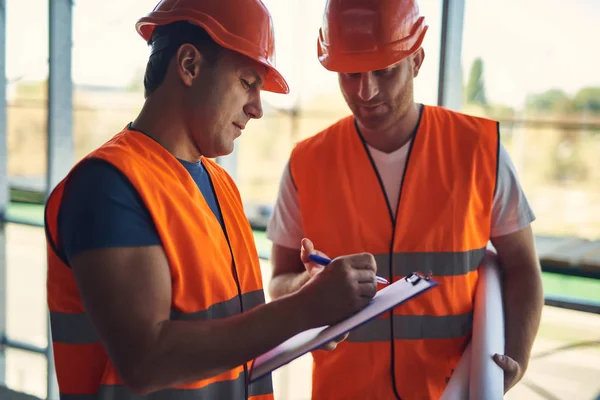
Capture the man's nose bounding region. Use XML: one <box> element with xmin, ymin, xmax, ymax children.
<box><xmin>358</xmin><ymin>72</ymin><xmax>379</xmax><ymax>102</ymax></box>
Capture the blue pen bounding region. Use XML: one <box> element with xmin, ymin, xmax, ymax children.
<box><xmin>308</xmin><ymin>254</ymin><xmax>389</xmax><ymax>285</ymax></box>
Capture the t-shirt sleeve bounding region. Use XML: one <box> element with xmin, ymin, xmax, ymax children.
<box><xmin>58</xmin><ymin>158</ymin><xmax>161</xmax><ymax>262</ymax></box>
<box><xmin>266</xmin><ymin>163</ymin><xmax>305</xmax><ymax>250</ymax></box>
<box><xmin>490</xmin><ymin>143</ymin><xmax>536</xmax><ymax>238</ymax></box>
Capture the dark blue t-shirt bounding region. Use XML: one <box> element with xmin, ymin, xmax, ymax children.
<box><xmin>58</xmin><ymin>157</ymin><xmax>224</xmax><ymax>262</ymax></box>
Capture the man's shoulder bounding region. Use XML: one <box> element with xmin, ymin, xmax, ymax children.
<box><xmin>62</xmin><ymin>158</ymin><xmax>136</xmax><ymax>205</ymax></box>
<box><xmin>426</xmin><ymin>105</ymin><xmax>499</xmax><ymax>142</ymax></box>
<box><xmin>58</xmin><ymin>158</ymin><xmax>146</xmax><ymax>233</ymax></box>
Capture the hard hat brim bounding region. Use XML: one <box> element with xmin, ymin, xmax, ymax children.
<box><xmin>317</xmin><ymin>26</ymin><xmax>427</xmax><ymax>74</ymax></box>
<box><xmin>136</xmin><ymin>13</ymin><xmax>290</xmax><ymax>94</ymax></box>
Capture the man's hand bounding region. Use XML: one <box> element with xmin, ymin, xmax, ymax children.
<box><xmin>318</xmin><ymin>333</ymin><xmax>349</xmax><ymax>351</ymax></box>
<box><xmin>493</xmin><ymin>353</ymin><xmax>523</xmax><ymax>393</ymax></box>
<box><xmin>300</xmin><ymin>238</ymin><xmax>327</xmax><ymax>277</ymax></box>
<box><xmin>297</xmin><ymin>248</ymin><xmax>377</xmax><ymax>329</ymax></box>
<box><xmin>300</xmin><ymin>238</ymin><xmax>353</xmax><ymax>350</ymax></box>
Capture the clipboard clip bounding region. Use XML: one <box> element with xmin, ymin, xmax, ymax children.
<box><xmin>404</xmin><ymin>272</ymin><xmax>431</xmax><ymax>285</ymax></box>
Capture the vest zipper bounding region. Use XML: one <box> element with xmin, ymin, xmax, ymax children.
<box><xmin>354</xmin><ymin>104</ymin><xmax>424</xmax><ymax>400</ymax></box>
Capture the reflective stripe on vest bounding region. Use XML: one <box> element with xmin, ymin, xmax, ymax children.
<box><xmin>59</xmin><ymin>374</ymin><xmax>273</xmax><ymax>400</ymax></box>
<box><xmin>170</xmin><ymin>290</ymin><xmax>265</xmax><ymax>320</ymax></box>
<box><xmin>50</xmin><ymin>311</ymin><xmax>99</xmax><ymax>344</ymax></box>
<box><xmin>347</xmin><ymin>312</ymin><xmax>473</xmax><ymax>342</ymax></box>
<box><xmin>97</xmin><ymin>373</ymin><xmax>272</xmax><ymax>400</ymax></box>
<box><xmin>373</xmin><ymin>248</ymin><xmax>486</xmax><ymax>279</ymax></box>
<box><xmin>50</xmin><ymin>290</ymin><xmax>266</xmax><ymax>345</ymax></box>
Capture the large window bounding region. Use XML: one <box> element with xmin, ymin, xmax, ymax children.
<box><xmin>461</xmin><ymin>0</ymin><xmax>600</xmax><ymax>240</ymax></box>
<box><xmin>461</xmin><ymin>3</ymin><xmax>600</xmax><ymax>397</ymax></box>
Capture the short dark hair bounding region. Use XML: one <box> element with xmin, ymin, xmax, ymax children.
<box><xmin>143</xmin><ymin>21</ymin><xmax>221</xmax><ymax>97</ymax></box>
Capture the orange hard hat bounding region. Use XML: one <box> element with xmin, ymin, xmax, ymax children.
<box><xmin>136</xmin><ymin>0</ymin><xmax>289</xmax><ymax>94</ymax></box>
<box><xmin>317</xmin><ymin>0</ymin><xmax>428</xmax><ymax>73</ymax></box>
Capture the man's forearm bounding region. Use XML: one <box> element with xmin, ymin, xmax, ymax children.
<box><xmin>269</xmin><ymin>271</ymin><xmax>311</xmax><ymax>299</ymax></box>
<box><xmin>502</xmin><ymin>265</ymin><xmax>544</xmax><ymax>370</ymax></box>
<box><xmin>127</xmin><ymin>292</ymin><xmax>312</xmax><ymax>393</ymax></box>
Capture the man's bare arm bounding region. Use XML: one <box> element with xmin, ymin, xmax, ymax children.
<box><xmin>71</xmin><ymin>244</ymin><xmax>377</xmax><ymax>394</ymax></box>
<box><xmin>269</xmin><ymin>243</ymin><xmax>311</xmax><ymax>299</ymax></box>
<box><xmin>491</xmin><ymin>225</ymin><xmax>544</xmax><ymax>391</ymax></box>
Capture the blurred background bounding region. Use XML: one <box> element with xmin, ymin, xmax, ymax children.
<box><xmin>1</xmin><ymin>0</ymin><xmax>599</xmax><ymax>399</ymax></box>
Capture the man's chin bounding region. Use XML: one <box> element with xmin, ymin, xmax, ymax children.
<box><xmin>215</xmin><ymin>143</ymin><xmax>235</xmax><ymax>158</ymax></box>
<box><xmin>355</xmin><ymin>114</ymin><xmax>389</xmax><ymax>132</ymax></box>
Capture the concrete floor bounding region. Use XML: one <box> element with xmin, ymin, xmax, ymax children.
<box><xmin>3</xmin><ymin>224</ymin><xmax>599</xmax><ymax>399</ymax></box>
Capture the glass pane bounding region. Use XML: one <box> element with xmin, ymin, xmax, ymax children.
<box><xmin>461</xmin><ymin>0</ymin><xmax>600</xmax><ymax>240</ymax></box>
<box><xmin>5</xmin><ymin>349</ymin><xmax>47</xmax><ymax>399</ymax></box>
<box><xmin>6</xmin><ymin>224</ymin><xmax>47</xmax><ymax>345</ymax></box>
<box><xmin>5</xmin><ymin>223</ymin><xmax>48</xmax><ymax>398</ymax></box>
<box><xmin>414</xmin><ymin>0</ymin><xmax>442</xmax><ymax>105</ymax></box>
<box><xmin>6</xmin><ymin>0</ymin><xmax>48</xmax><ymax>192</ymax></box>
<box><xmin>72</xmin><ymin>1</ymin><xmax>158</xmax><ymax>160</ymax></box>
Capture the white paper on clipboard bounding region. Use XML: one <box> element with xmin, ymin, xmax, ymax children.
<box><xmin>249</xmin><ymin>273</ymin><xmax>438</xmax><ymax>383</ymax></box>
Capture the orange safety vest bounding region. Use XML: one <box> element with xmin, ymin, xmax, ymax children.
<box><xmin>45</xmin><ymin>128</ymin><xmax>273</xmax><ymax>400</ymax></box>
<box><xmin>290</xmin><ymin>105</ymin><xmax>498</xmax><ymax>400</ymax></box>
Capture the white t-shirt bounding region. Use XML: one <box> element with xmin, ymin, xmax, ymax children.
<box><xmin>267</xmin><ymin>140</ymin><xmax>536</xmax><ymax>250</ymax></box>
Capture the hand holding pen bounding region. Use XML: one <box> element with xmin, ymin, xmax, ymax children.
<box><xmin>308</xmin><ymin>254</ymin><xmax>389</xmax><ymax>285</ymax></box>
<box><xmin>297</xmin><ymin>239</ymin><xmax>379</xmax><ymax>330</ymax></box>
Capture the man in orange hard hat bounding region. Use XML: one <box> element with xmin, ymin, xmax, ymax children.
<box><xmin>44</xmin><ymin>1</ymin><xmax>380</xmax><ymax>399</ymax></box>
<box><xmin>267</xmin><ymin>0</ymin><xmax>544</xmax><ymax>398</ymax></box>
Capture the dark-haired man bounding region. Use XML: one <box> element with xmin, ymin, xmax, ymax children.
<box><xmin>44</xmin><ymin>1</ymin><xmax>378</xmax><ymax>399</ymax></box>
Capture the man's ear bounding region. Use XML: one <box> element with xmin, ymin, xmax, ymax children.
<box><xmin>176</xmin><ymin>43</ymin><xmax>202</xmax><ymax>87</ymax></box>
<box><xmin>413</xmin><ymin>47</ymin><xmax>425</xmax><ymax>78</ymax></box>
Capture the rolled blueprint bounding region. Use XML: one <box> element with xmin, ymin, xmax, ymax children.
<box><xmin>440</xmin><ymin>249</ymin><xmax>505</xmax><ymax>400</ymax></box>
<box><xmin>440</xmin><ymin>342</ymin><xmax>472</xmax><ymax>399</ymax></box>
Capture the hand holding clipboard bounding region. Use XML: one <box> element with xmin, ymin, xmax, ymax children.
<box><xmin>249</xmin><ymin>272</ymin><xmax>437</xmax><ymax>382</ymax></box>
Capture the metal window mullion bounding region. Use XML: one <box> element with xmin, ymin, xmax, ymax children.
<box><xmin>47</xmin><ymin>0</ymin><xmax>74</xmax><ymax>193</ymax></box>
<box><xmin>46</xmin><ymin>0</ymin><xmax>74</xmax><ymax>398</ymax></box>
<box><xmin>0</xmin><ymin>0</ymin><xmax>8</xmax><ymax>389</ymax></box>
<box><xmin>437</xmin><ymin>0</ymin><xmax>466</xmax><ymax>111</ymax></box>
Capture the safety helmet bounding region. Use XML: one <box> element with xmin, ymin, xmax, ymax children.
<box><xmin>317</xmin><ymin>0</ymin><xmax>428</xmax><ymax>73</ymax></box>
<box><xmin>136</xmin><ymin>0</ymin><xmax>289</xmax><ymax>94</ymax></box>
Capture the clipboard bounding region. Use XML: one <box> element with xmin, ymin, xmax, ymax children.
<box><xmin>249</xmin><ymin>272</ymin><xmax>438</xmax><ymax>383</ymax></box>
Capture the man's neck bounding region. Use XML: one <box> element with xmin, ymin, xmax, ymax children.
<box><xmin>131</xmin><ymin>94</ymin><xmax>203</xmax><ymax>163</ymax></box>
<box><xmin>358</xmin><ymin>103</ymin><xmax>423</xmax><ymax>154</ymax></box>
